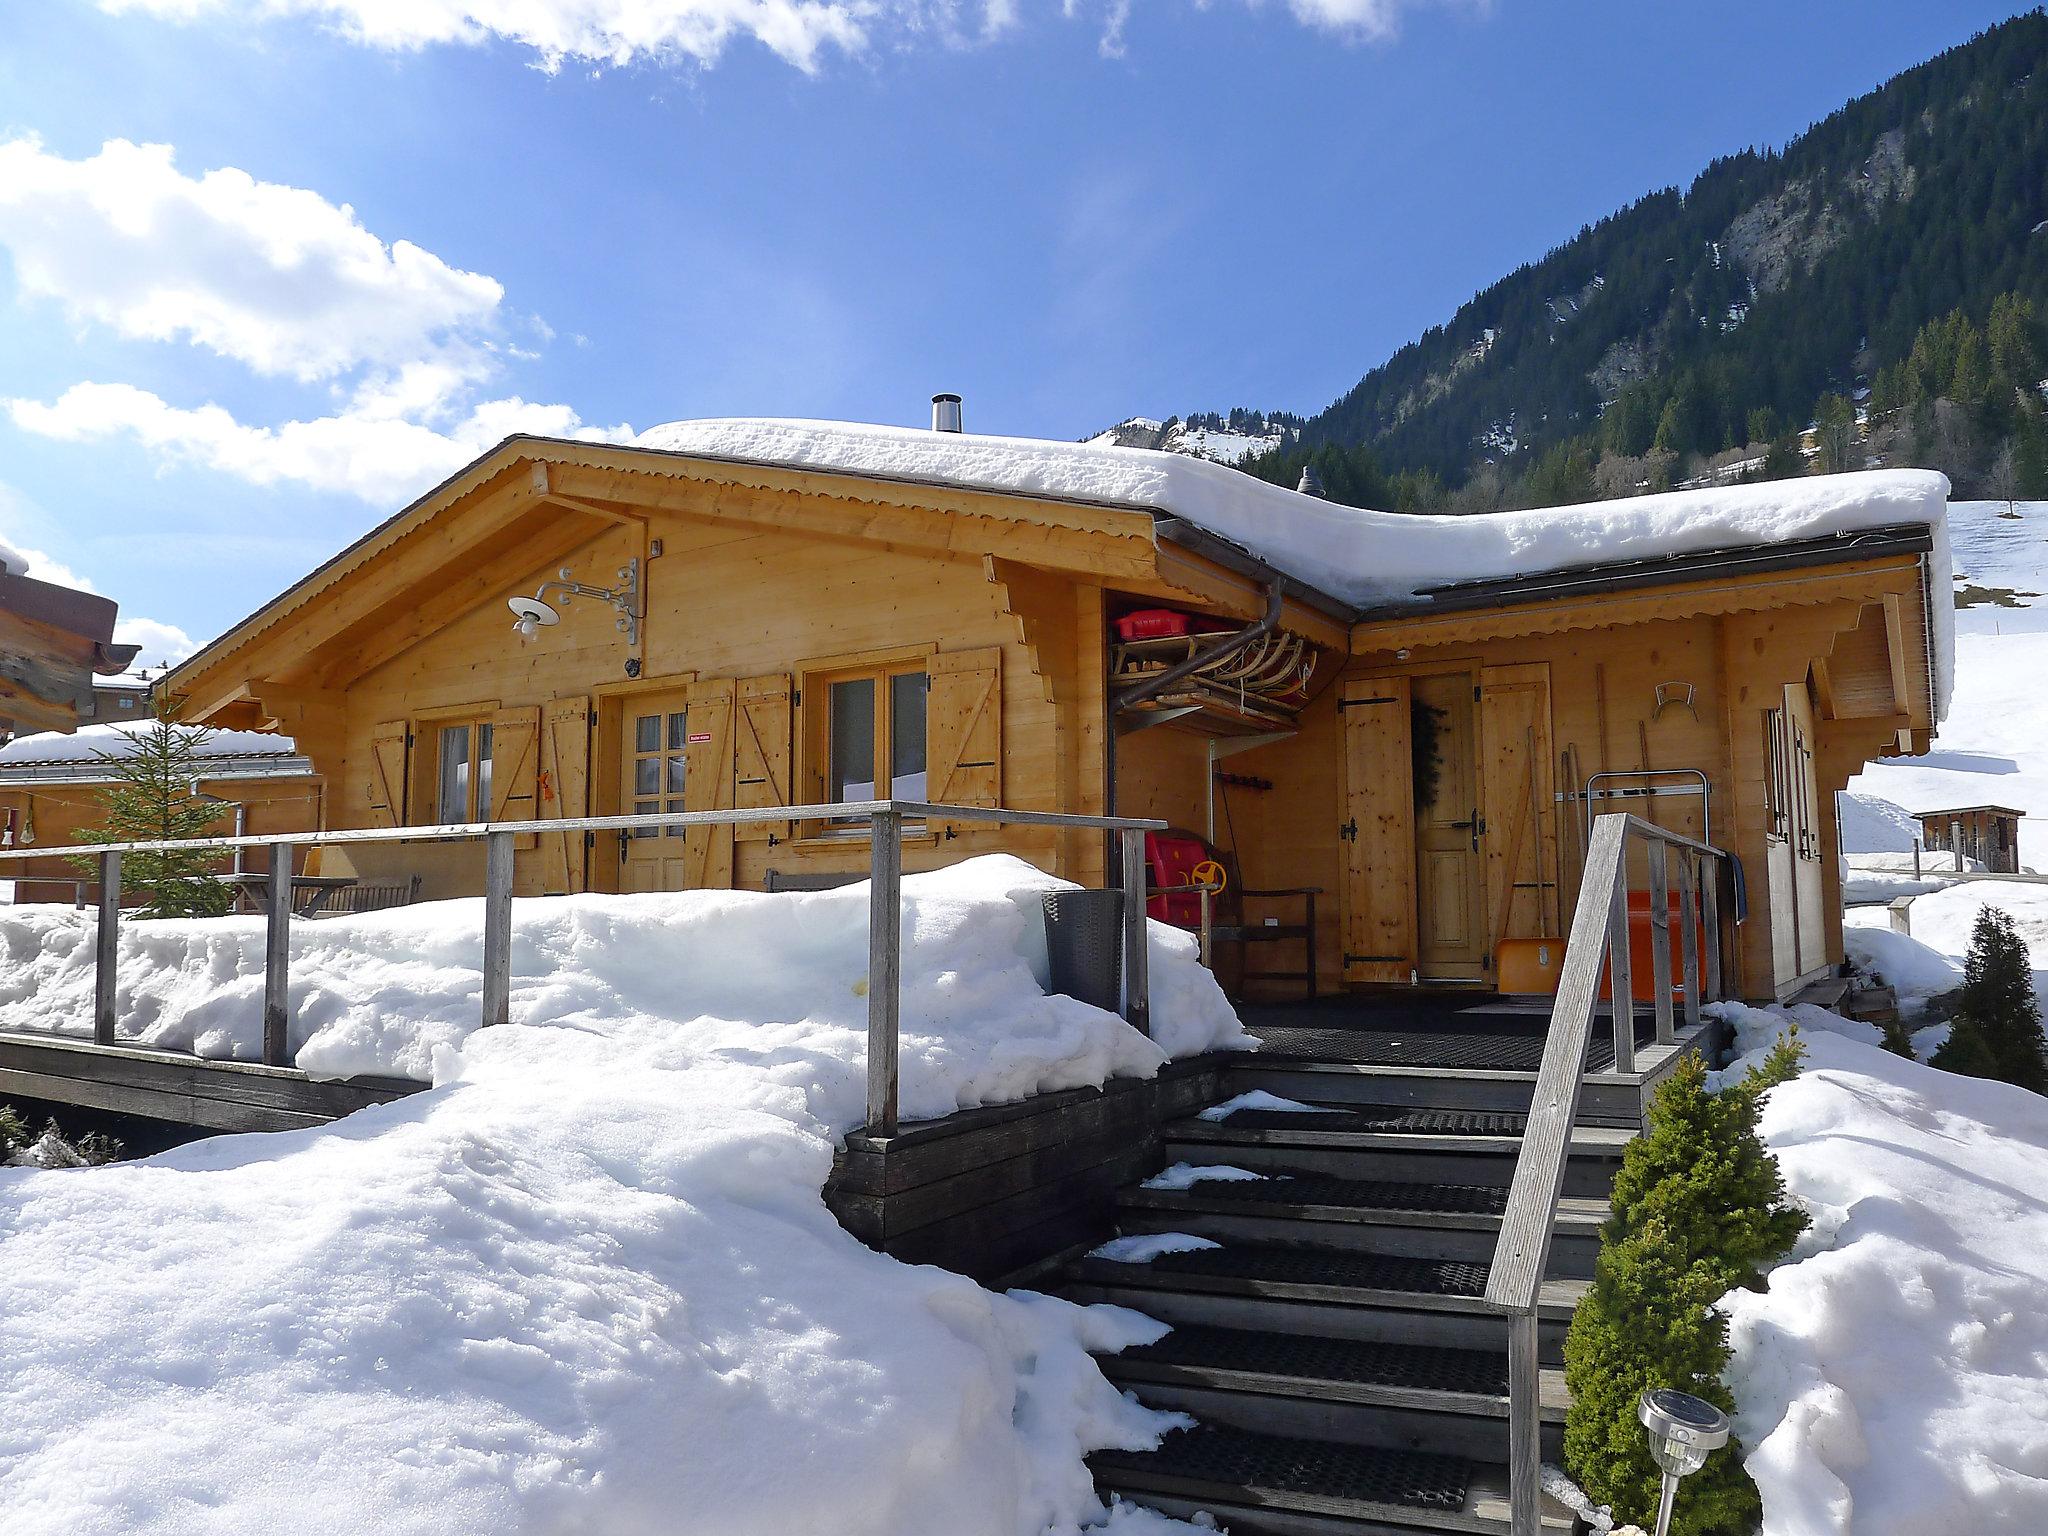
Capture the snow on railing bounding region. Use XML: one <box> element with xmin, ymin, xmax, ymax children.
<box><xmin>1486</xmin><ymin>812</ymin><xmax>1729</xmax><ymax>1536</ymax></box>
<box><xmin>0</xmin><ymin>801</ymin><xmax>1168</xmax><ymax>1138</ymax></box>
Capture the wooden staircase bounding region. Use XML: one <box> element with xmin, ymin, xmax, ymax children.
<box><xmin>1056</xmin><ymin>998</ymin><xmax>1706</xmax><ymax>1536</ymax></box>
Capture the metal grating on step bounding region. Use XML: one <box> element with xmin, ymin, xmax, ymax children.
<box><xmin>1090</xmin><ymin>1241</ymin><xmax>1490</xmax><ymax>1298</ymax></box>
<box><xmin>1246</xmin><ymin>1023</ymin><xmax>1639</xmax><ymax>1072</ymax></box>
<box><xmin>1194</xmin><ymin>1104</ymin><xmax>1528</xmax><ymax>1137</ymax></box>
<box><xmin>1114</xmin><ymin>1324</ymin><xmax>1509</xmax><ymax>1399</ymax></box>
<box><xmin>1155</xmin><ymin>1175</ymin><xmax>1510</xmax><ymax>1217</ymax></box>
<box><xmin>1096</xmin><ymin>1423</ymin><xmax>1472</xmax><ymax>1513</ymax></box>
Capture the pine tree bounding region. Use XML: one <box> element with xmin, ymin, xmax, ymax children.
<box><xmin>71</xmin><ymin>711</ymin><xmax>236</xmax><ymax>919</ymax></box>
<box><xmin>1932</xmin><ymin>906</ymin><xmax>2048</xmax><ymax>1093</ymax></box>
<box><xmin>1564</xmin><ymin>1039</ymin><xmax>1806</xmax><ymax>1533</ymax></box>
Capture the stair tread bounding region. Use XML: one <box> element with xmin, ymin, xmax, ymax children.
<box><xmin>1128</xmin><ymin>1174</ymin><xmax>1611</xmax><ymax>1226</ymax></box>
<box><xmin>1095</xmin><ymin>1422</ymin><xmax>1474</xmax><ymax>1519</ymax></box>
<box><xmin>1071</xmin><ymin>1241</ymin><xmax>1590</xmax><ymax>1313</ymax></box>
<box><xmin>1103</xmin><ymin>1324</ymin><xmax>1574</xmax><ymax>1419</ymax></box>
<box><xmin>1246</xmin><ymin>1023</ymin><xmax>1640</xmax><ymax>1072</ymax></box>
<box><xmin>1181</xmin><ymin>1105</ymin><xmax>1529</xmax><ymax>1137</ymax></box>
<box><xmin>1115</xmin><ymin>1324</ymin><xmax>1509</xmax><ymax>1397</ymax></box>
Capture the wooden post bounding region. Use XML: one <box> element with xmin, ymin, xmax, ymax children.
<box><xmin>1701</xmin><ymin>856</ymin><xmax>1724</xmax><ymax>1000</ymax></box>
<box><xmin>1506</xmin><ymin>1310</ymin><xmax>1543</xmax><ymax>1536</ymax></box>
<box><xmin>1607</xmin><ymin>861</ymin><xmax>1635</xmax><ymax>1075</ymax></box>
<box><xmin>94</xmin><ymin>850</ymin><xmax>120</xmax><ymax>1047</ymax></box>
<box><xmin>1647</xmin><ymin>839</ymin><xmax>1674</xmax><ymax>1046</ymax></box>
<box><xmin>867</xmin><ymin>809</ymin><xmax>903</xmax><ymax>1137</ymax></box>
<box><xmin>1679</xmin><ymin>848</ymin><xmax>1702</xmax><ymax>1030</ymax></box>
<box><xmin>481</xmin><ymin>829</ymin><xmax>515</xmax><ymax>1030</ymax></box>
<box><xmin>264</xmin><ymin>843</ymin><xmax>292</xmax><ymax>1067</ymax></box>
<box><xmin>1120</xmin><ymin>827</ymin><xmax>1151</xmax><ymax>1037</ymax></box>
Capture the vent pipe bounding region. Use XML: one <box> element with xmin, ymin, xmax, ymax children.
<box><xmin>931</xmin><ymin>393</ymin><xmax>963</xmax><ymax>433</ymax></box>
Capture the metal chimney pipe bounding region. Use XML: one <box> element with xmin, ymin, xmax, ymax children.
<box><xmin>931</xmin><ymin>393</ymin><xmax>963</xmax><ymax>433</ymax></box>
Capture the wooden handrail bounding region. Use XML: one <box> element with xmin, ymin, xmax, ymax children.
<box><xmin>1486</xmin><ymin>811</ymin><xmax>1729</xmax><ymax>1535</ymax></box>
<box><xmin>4</xmin><ymin>800</ymin><xmax>1168</xmax><ymax>1139</ymax></box>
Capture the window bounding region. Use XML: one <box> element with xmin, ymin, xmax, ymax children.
<box><xmin>818</xmin><ymin>664</ymin><xmax>929</xmax><ymax>817</ymax></box>
<box><xmin>435</xmin><ymin>721</ymin><xmax>494</xmax><ymax>822</ymax></box>
<box><xmin>628</xmin><ymin>706</ymin><xmax>689</xmax><ymax>838</ymax></box>
<box><xmin>1763</xmin><ymin>709</ymin><xmax>1790</xmax><ymax>840</ymax></box>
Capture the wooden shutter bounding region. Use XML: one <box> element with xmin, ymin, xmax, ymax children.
<box><xmin>1342</xmin><ymin>677</ymin><xmax>1417</xmax><ymax>984</ymax></box>
<box><xmin>367</xmin><ymin>722</ymin><xmax>409</xmax><ymax>829</ymax></box>
<box><xmin>682</xmin><ymin>677</ymin><xmax>736</xmax><ymax>889</ymax></box>
<box><xmin>490</xmin><ymin>705</ymin><xmax>542</xmax><ymax>849</ymax></box>
<box><xmin>541</xmin><ymin>696</ymin><xmax>591</xmax><ymax>893</ymax></box>
<box><xmin>734</xmin><ymin>673</ymin><xmax>793</xmax><ymax>843</ymax></box>
<box><xmin>1477</xmin><ymin>662</ymin><xmax>1557</xmax><ymax>948</ymax></box>
<box><xmin>926</xmin><ymin>647</ymin><xmax>1002</xmax><ymax>808</ymax></box>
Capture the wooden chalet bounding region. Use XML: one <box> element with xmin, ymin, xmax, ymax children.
<box><xmin>157</xmin><ymin>418</ymin><xmax>1948</xmax><ymax>1006</ymax></box>
<box><xmin>15</xmin><ymin>418</ymin><xmax>1954</xmax><ymax>1535</ymax></box>
<box><xmin>0</xmin><ymin>559</ymin><xmax>139</xmax><ymax>741</ymax></box>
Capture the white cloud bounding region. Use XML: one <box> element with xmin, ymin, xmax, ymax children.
<box><xmin>0</xmin><ymin>137</ymin><xmax>502</xmax><ymax>382</ymax></box>
<box><xmin>113</xmin><ymin>615</ymin><xmax>200</xmax><ymax>669</ymax></box>
<box><xmin>0</xmin><ymin>140</ymin><xmax>629</xmax><ymax>504</ymax></box>
<box><xmin>99</xmin><ymin>0</ymin><xmax>1467</xmax><ymax>70</ymax></box>
<box><xmin>7</xmin><ymin>382</ymin><xmax>632</xmax><ymax>506</ymax></box>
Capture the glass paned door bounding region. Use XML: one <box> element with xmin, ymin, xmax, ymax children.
<box><xmin>620</xmin><ymin>689</ymin><xmax>692</xmax><ymax>891</ymax></box>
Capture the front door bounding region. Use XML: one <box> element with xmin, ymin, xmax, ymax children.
<box><xmin>1412</xmin><ymin>671</ymin><xmax>1488</xmax><ymax>980</ymax></box>
<box><xmin>619</xmin><ymin>688</ymin><xmax>692</xmax><ymax>893</ymax></box>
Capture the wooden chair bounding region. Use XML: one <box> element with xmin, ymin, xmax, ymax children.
<box><xmin>1146</xmin><ymin>829</ymin><xmax>1319</xmax><ymax>999</ymax></box>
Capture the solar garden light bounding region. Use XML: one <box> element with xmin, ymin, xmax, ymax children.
<box><xmin>1638</xmin><ymin>1388</ymin><xmax>1731</xmax><ymax>1536</ymax></box>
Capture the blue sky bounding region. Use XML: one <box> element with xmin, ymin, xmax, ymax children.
<box><xmin>0</xmin><ymin>0</ymin><xmax>2033</xmax><ymax>655</ymax></box>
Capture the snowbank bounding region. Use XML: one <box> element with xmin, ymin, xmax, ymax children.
<box><xmin>0</xmin><ymin>854</ymin><xmax>1250</xmax><ymax>1093</ymax></box>
<box><xmin>1836</xmin><ymin>792</ymin><xmax>1922</xmax><ymax>855</ymax></box>
<box><xmin>1710</xmin><ymin>1004</ymin><xmax>2048</xmax><ymax>1534</ymax></box>
<box><xmin>0</xmin><ymin>856</ymin><xmax>1244</xmax><ymax>1534</ymax></box>
<box><xmin>1841</xmin><ymin>922</ymin><xmax>1961</xmax><ymax>1017</ymax></box>
<box><xmin>631</xmin><ymin>421</ymin><xmax>1953</xmax><ymax>708</ymax></box>
<box><xmin>0</xmin><ymin>720</ymin><xmax>296</xmax><ymax>766</ymax></box>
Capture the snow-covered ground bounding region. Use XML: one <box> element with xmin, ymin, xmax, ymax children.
<box><xmin>1849</xmin><ymin>499</ymin><xmax>2048</xmax><ymax>865</ymax></box>
<box><xmin>0</xmin><ymin>856</ymin><xmax>1247</xmax><ymax>1534</ymax></box>
<box><xmin>1713</xmin><ymin>1004</ymin><xmax>2048</xmax><ymax>1535</ymax></box>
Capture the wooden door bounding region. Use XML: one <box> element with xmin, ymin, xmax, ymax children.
<box><xmin>618</xmin><ymin>688</ymin><xmax>693</xmax><ymax>893</ymax></box>
<box><xmin>1340</xmin><ymin>677</ymin><xmax>1417</xmax><ymax>984</ymax></box>
<box><xmin>541</xmin><ymin>697</ymin><xmax>591</xmax><ymax>894</ymax></box>
<box><xmin>1477</xmin><ymin>663</ymin><xmax>1558</xmax><ymax>949</ymax></box>
<box><xmin>1413</xmin><ymin>670</ymin><xmax>1487</xmax><ymax>981</ymax></box>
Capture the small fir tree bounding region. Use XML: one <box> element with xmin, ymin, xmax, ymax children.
<box><xmin>1564</xmin><ymin>1037</ymin><xmax>1807</xmax><ymax>1533</ymax></box>
<box><xmin>1932</xmin><ymin>907</ymin><xmax>2048</xmax><ymax>1093</ymax></box>
<box><xmin>71</xmin><ymin>711</ymin><xmax>236</xmax><ymax>919</ymax></box>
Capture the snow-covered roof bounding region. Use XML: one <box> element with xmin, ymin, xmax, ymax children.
<box><xmin>634</xmin><ymin>418</ymin><xmax>1954</xmax><ymax>714</ymax></box>
<box><xmin>0</xmin><ymin>722</ymin><xmax>306</xmax><ymax>781</ymax></box>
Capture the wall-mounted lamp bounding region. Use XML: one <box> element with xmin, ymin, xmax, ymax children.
<box><xmin>508</xmin><ymin>558</ymin><xmax>643</xmax><ymax>647</ymax></box>
<box><xmin>1638</xmin><ymin>1388</ymin><xmax>1731</xmax><ymax>1536</ymax></box>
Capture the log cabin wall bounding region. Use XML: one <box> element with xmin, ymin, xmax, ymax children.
<box><xmin>324</xmin><ymin>511</ymin><xmax>1097</xmax><ymax>899</ymax></box>
<box><xmin>0</xmin><ymin>772</ymin><xmax>325</xmax><ymax>901</ymax></box>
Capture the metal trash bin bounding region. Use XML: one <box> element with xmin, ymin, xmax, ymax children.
<box><xmin>1042</xmin><ymin>888</ymin><xmax>1124</xmax><ymax>1013</ymax></box>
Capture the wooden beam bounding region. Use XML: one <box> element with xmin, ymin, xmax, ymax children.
<box><xmin>540</xmin><ymin>491</ymin><xmax>650</xmax><ymax>527</ymax></box>
<box><xmin>1882</xmin><ymin>591</ymin><xmax>1915</xmax><ymax>720</ymax></box>
<box><xmin>1810</xmin><ymin>656</ymin><xmax>1839</xmax><ymax>721</ymax></box>
<box><xmin>547</xmin><ymin>461</ymin><xmax>1158</xmax><ymax>581</ymax></box>
<box><xmin>1351</xmin><ymin>556</ymin><xmax>1925</xmax><ymax>655</ymax></box>
<box><xmin>1149</xmin><ymin>541</ymin><xmax>1351</xmax><ymax>650</ymax></box>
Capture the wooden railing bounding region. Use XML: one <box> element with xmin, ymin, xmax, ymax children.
<box><xmin>0</xmin><ymin>800</ymin><xmax>1167</xmax><ymax>1138</ymax></box>
<box><xmin>1485</xmin><ymin>812</ymin><xmax>1728</xmax><ymax>1535</ymax></box>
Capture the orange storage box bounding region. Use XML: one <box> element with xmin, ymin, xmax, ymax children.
<box><xmin>1495</xmin><ymin>893</ymin><xmax>1708</xmax><ymax>1000</ymax></box>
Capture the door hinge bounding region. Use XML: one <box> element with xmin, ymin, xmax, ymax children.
<box><xmin>1474</xmin><ymin>685</ymin><xmax>1482</xmax><ymax>701</ymax></box>
<box><xmin>588</xmin><ymin>708</ymin><xmax>598</xmax><ymax>727</ymax></box>
<box><xmin>1339</xmin><ymin>818</ymin><xmax>1358</xmax><ymax>842</ymax></box>
<box><xmin>791</xmin><ymin>688</ymin><xmax>802</xmax><ymax>706</ymax></box>
<box><xmin>584</xmin><ymin>831</ymin><xmax>595</xmax><ymax>850</ymax></box>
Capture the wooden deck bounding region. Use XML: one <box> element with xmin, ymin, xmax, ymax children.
<box><xmin>0</xmin><ymin>1030</ymin><xmax>423</xmax><ymax>1133</ymax></box>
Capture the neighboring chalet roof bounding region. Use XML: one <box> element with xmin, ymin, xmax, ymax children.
<box><xmin>0</xmin><ymin>561</ymin><xmax>142</xmax><ymax>740</ymax></box>
<box><xmin>159</xmin><ymin>417</ymin><xmax>1954</xmax><ymax>723</ymax></box>
<box><xmin>0</xmin><ymin>723</ymin><xmax>312</xmax><ymax>785</ymax></box>
<box><xmin>1915</xmin><ymin>805</ymin><xmax>2026</xmax><ymax>820</ymax></box>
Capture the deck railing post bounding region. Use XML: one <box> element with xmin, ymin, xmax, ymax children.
<box><xmin>1119</xmin><ymin>826</ymin><xmax>1151</xmax><ymax>1037</ymax></box>
<box><xmin>263</xmin><ymin>842</ymin><xmax>292</xmax><ymax>1067</ymax></box>
<box><xmin>1701</xmin><ymin>855</ymin><xmax>1723</xmax><ymax>1001</ymax></box>
<box><xmin>1646</xmin><ymin>838</ymin><xmax>1674</xmax><ymax>1046</ymax></box>
<box><xmin>867</xmin><ymin>808</ymin><xmax>903</xmax><ymax>1137</ymax></box>
<box><xmin>1607</xmin><ymin>858</ymin><xmax>1635</xmax><ymax>1076</ymax></box>
<box><xmin>481</xmin><ymin>829</ymin><xmax>515</xmax><ymax>1029</ymax></box>
<box><xmin>1679</xmin><ymin>847</ymin><xmax>1702</xmax><ymax>1029</ymax></box>
<box><xmin>1506</xmin><ymin>1310</ymin><xmax>1543</xmax><ymax>1536</ymax></box>
<box><xmin>94</xmin><ymin>850</ymin><xmax>120</xmax><ymax>1046</ymax></box>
